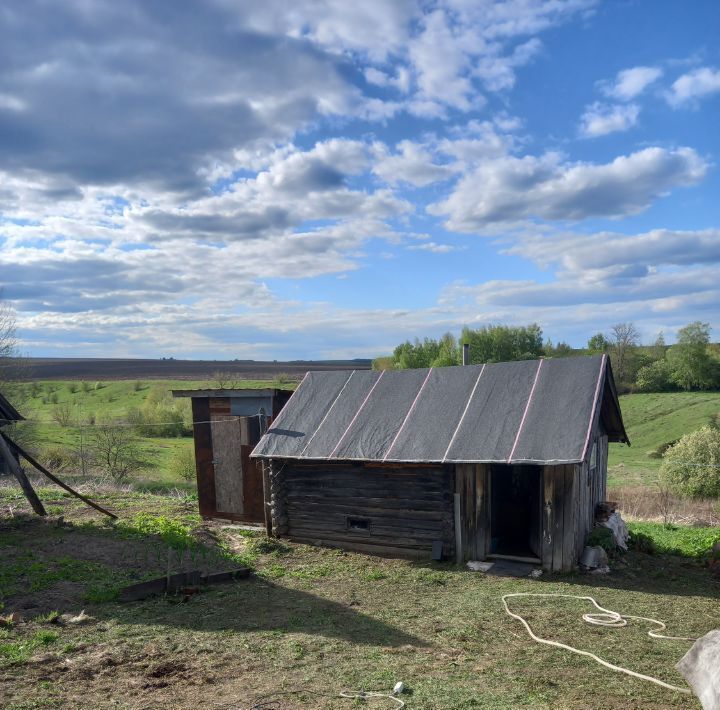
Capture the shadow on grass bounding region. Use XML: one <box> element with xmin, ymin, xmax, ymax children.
<box><xmin>92</xmin><ymin>576</ymin><xmax>427</xmax><ymax>648</ymax></box>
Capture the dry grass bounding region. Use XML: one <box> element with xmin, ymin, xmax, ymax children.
<box><xmin>609</xmin><ymin>485</ymin><xmax>720</xmax><ymax>527</ymax></box>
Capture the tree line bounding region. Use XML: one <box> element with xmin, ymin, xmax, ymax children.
<box><xmin>374</xmin><ymin>321</ymin><xmax>720</xmax><ymax>393</ymax></box>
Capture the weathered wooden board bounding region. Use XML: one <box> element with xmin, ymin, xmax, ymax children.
<box><xmin>211</xmin><ymin>417</ymin><xmax>244</xmax><ymax>515</ymax></box>
<box><xmin>542</xmin><ymin>466</ymin><xmax>554</xmax><ymax>571</ymax></box>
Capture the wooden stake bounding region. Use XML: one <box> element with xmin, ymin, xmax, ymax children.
<box><xmin>0</xmin><ymin>432</ymin><xmax>46</xmax><ymax>516</ymax></box>
<box><xmin>6</xmin><ymin>436</ymin><xmax>117</xmax><ymax>520</ymax></box>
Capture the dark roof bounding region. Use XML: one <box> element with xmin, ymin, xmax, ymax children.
<box><xmin>251</xmin><ymin>354</ymin><xmax>628</xmax><ymax>465</ymax></box>
<box><xmin>0</xmin><ymin>391</ymin><xmax>24</xmax><ymax>427</ymax></box>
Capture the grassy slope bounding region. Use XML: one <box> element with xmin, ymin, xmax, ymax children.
<box><xmin>14</xmin><ymin>379</ymin><xmax>289</xmax><ymax>487</ymax></box>
<box><xmin>608</xmin><ymin>391</ymin><xmax>720</xmax><ymax>485</ymax></box>
<box><xmin>1</xmin><ymin>489</ymin><xmax>718</xmax><ymax>709</ymax></box>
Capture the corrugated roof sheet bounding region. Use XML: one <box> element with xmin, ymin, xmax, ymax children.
<box><xmin>251</xmin><ymin>354</ymin><xmax>628</xmax><ymax>465</ymax></box>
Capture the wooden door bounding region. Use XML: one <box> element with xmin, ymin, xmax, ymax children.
<box><xmin>210</xmin><ymin>418</ymin><xmax>244</xmax><ymax>516</ymax></box>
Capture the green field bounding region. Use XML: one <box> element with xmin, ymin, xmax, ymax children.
<box><xmin>608</xmin><ymin>391</ymin><xmax>720</xmax><ymax>486</ymax></box>
<box><xmin>10</xmin><ymin>378</ymin><xmax>293</xmax><ymax>488</ymax></box>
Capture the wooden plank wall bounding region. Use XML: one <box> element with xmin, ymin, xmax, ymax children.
<box><xmin>542</xmin><ymin>464</ymin><xmax>577</xmax><ymax>572</ymax></box>
<box><xmin>541</xmin><ymin>433</ymin><xmax>610</xmax><ymax>572</ymax></box>
<box><xmin>276</xmin><ymin>462</ymin><xmax>455</xmax><ymax>560</ymax></box>
<box><xmin>455</xmin><ymin>463</ymin><xmax>488</xmax><ymax>561</ymax></box>
<box><xmin>573</xmin><ymin>433</ymin><xmax>609</xmax><ymax>558</ymax></box>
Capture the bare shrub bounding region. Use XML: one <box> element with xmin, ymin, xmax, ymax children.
<box><xmin>213</xmin><ymin>371</ymin><xmax>240</xmax><ymax>389</ymax></box>
<box><xmin>90</xmin><ymin>425</ymin><xmax>145</xmax><ymax>483</ymax></box>
<box><xmin>609</xmin><ymin>484</ymin><xmax>720</xmax><ymax>527</ymax></box>
<box><xmin>52</xmin><ymin>402</ymin><xmax>75</xmax><ymax>427</ymax></box>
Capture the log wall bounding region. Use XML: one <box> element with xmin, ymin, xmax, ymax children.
<box><xmin>270</xmin><ymin>461</ymin><xmax>455</xmax><ymax>560</ymax></box>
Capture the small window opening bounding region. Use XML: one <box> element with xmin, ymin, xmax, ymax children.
<box><xmin>347</xmin><ymin>517</ymin><xmax>371</xmax><ymax>533</ymax></box>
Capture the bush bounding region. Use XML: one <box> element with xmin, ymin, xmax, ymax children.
<box><xmin>169</xmin><ymin>446</ymin><xmax>196</xmax><ymax>483</ymax></box>
<box><xmin>635</xmin><ymin>359</ymin><xmax>673</xmax><ymax>392</ymax></box>
<box><xmin>40</xmin><ymin>445</ymin><xmax>75</xmax><ymax>472</ymax></box>
<box><xmin>661</xmin><ymin>426</ymin><xmax>720</xmax><ymax>498</ymax></box>
<box><xmin>126</xmin><ymin>388</ymin><xmax>189</xmax><ymax>438</ymax></box>
<box><xmin>628</xmin><ymin>531</ymin><xmax>656</xmax><ymax>554</ymax></box>
<box><xmin>586</xmin><ymin>526</ymin><xmax>615</xmax><ymax>553</ymax></box>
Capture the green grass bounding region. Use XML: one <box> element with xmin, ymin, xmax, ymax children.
<box><xmin>1</xmin><ymin>489</ymin><xmax>718</xmax><ymax>708</ymax></box>
<box><xmin>608</xmin><ymin>391</ymin><xmax>720</xmax><ymax>484</ymax></box>
<box><xmin>628</xmin><ymin>521</ymin><xmax>720</xmax><ymax>558</ymax></box>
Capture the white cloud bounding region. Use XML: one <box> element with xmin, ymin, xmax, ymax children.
<box><xmin>372</xmin><ymin>140</ymin><xmax>457</xmax><ymax>187</ymax></box>
<box><xmin>601</xmin><ymin>66</ymin><xmax>663</xmax><ymax>101</ymax></box>
<box><xmin>666</xmin><ymin>66</ymin><xmax>720</xmax><ymax>107</ymax></box>
<box><xmin>407</xmin><ymin>241</ymin><xmax>463</xmax><ymax>253</ymax></box>
<box><xmin>579</xmin><ymin>102</ymin><xmax>640</xmax><ymax>137</ymax></box>
<box><xmin>428</xmin><ymin>147</ymin><xmax>707</xmax><ymax>231</ymax></box>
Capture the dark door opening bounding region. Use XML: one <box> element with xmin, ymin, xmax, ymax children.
<box><xmin>489</xmin><ymin>464</ymin><xmax>542</xmax><ymax>560</ymax></box>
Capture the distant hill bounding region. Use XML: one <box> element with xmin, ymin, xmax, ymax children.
<box><xmin>608</xmin><ymin>391</ymin><xmax>720</xmax><ymax>484</ymax></box>
<box><xmin>16</xmin><ymin>357</ymin><xmax>373</xmax><ymax>381</ymax></box>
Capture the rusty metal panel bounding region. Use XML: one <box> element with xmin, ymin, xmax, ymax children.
<box><xmin>191</xmin><ymin>398</ymin><xmax>216</xmax><ymax>518</ymax></box>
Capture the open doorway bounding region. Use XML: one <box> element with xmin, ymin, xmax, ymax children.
<box><xmin>489</xmin><ymin>464</ymin><xmax>542</xmax><ymax>561</ymax></box>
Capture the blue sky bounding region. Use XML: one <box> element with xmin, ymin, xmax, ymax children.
<box><xmin>1</xmin><ymin>0</ymin><xmax>719</xmax><ymax>359</ymax></box>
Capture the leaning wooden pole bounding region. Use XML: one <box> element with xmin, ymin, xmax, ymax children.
<box><xmin>6</xmin><ymin>436</ymin><xmax>117</xmax><ymax>520</ymax></box>
<box><xmin>0</xmin><ymin>432</ymin><xmax>47</xmax><ymax>516</ymax></box>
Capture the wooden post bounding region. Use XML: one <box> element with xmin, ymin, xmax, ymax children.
<box><xmin>0</xmin><ymin>432</ymin><xmax>46</xmax><ymax>516</ymax></box>
<box><xmin>9</xmin><ymin>437</ymin><xmax>117</xmax><ymax>519</ymax></box>
<box><xmin>262</xmin><ymin>459</ymin><xmax>272</xmax><ymax>537</ymax></box>
<box><xmin>462</xmin><ymin>343</ymin><xmax>470</xmax><ymax>366</ymax></box>
<box><xmin>453</xmin><ymin>492</ymin><xmax>462</xmax><ymax>562</ymax></box>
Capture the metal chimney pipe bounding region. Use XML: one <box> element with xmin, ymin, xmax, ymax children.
<box><xmin>462</xmin><ymin>343</ymin><xmax>469</xmax><ymax>366</ymax></box>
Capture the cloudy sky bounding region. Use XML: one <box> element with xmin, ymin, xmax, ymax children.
<box><xmin>1</xmin><ymin>0</ymin><xmax>719</xmax><ymax>360</ymax></box>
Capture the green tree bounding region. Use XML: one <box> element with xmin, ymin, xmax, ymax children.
<box><xmin>586</xmin><ymin>333</ymin><xmax>609</xmax><ymax>354</ymax></box>
<box><xmin>431</xmin><ymin>332</ymin><xmax>459</xmax><ymax>367</ymax></box>
<box><xmin>608</xmin><ymin>322</ymin><xmax>639</xmax><ymax>385</ymax></box>
<box><xmin>545</xmin><ymin>341</ymin><xmax>574</xmax><ymax>358</ymax></box>
<box><xmin>661</xmin><ymin>426</ymin><xmax>720</xmax><ymax>498</ymax></box>
<box><xmin>461</xmin><ymin>324</ymin><xmax>543</xmax><ymax>364</ymax></box>
<box><xmin>635</xmin><ymin>359</ymin><xmax>673</xmax><ymax>392</ymax></box>
<box><xmin>667</xmin><ymin>322</ymin><xmax>717</xmax><ymax>391</ymax></box>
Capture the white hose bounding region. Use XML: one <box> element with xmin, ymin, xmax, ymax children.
<box><xmin>501</xmin><ymin>593</ymin><xmax>696</xmax><ymax>695</ymax></box>
<box><xmin>339</xmin><ymin>691</ymin><xmax>405</xmax><ymax>707</ymax></box>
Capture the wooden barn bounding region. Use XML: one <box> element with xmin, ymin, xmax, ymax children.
<box><xmin>251</xmin><ymin>354</ymin><xmax>629</xmax><ymax>571</ymax></box>
<box><xmin>172</xmin><ymin>388</ymin><xmax>292</xmax><ymax>524</ymax></box>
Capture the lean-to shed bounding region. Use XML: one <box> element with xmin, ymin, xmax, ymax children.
<box><xmin>251</xmin><ymin>354</ymin><xmax>629</xmax><ymax>571</ymax></box>
<box><xmin>172</xmin><ymin>388</ymin><xmax>292</xmax><ymax>524</ymax></box>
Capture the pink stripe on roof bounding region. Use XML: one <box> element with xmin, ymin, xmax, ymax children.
<box><xmin>580</xmin><ymin>353</ymin><xmax>606</xmax><ymax>462</ymax></box>
<box><xmin>442</xmin><ymin>364</ymin><xmax>485</xmax><ymax>462</ymax></box>
<box><xmin>329</xmin><ymin>370</ymin><xmax>385</xmax><ymax>458</ymax></box>
<box><xmin>383</xmin><ymin>368</ymin><xmax>434</xmax><ymax>461</ymax></box>
<box><xmin>507</xmin><ymin>359</ymin><xmax>544</xmax><ymax>463</ymax></box>
<box><xmin>300</xmin><ymin>371</ymin><xmax>355</xmax><ymax>457</ymax></box>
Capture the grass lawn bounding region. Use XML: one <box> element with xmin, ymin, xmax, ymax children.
<box><xmin>1</xmin><ymin>486</ymin><xmax>718</xmax><ymax>709</ymax></box>
<box><xmin>607</xmin><ymin>391</ymin><xmax>720</xmax><ymax>486</ymax></box>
